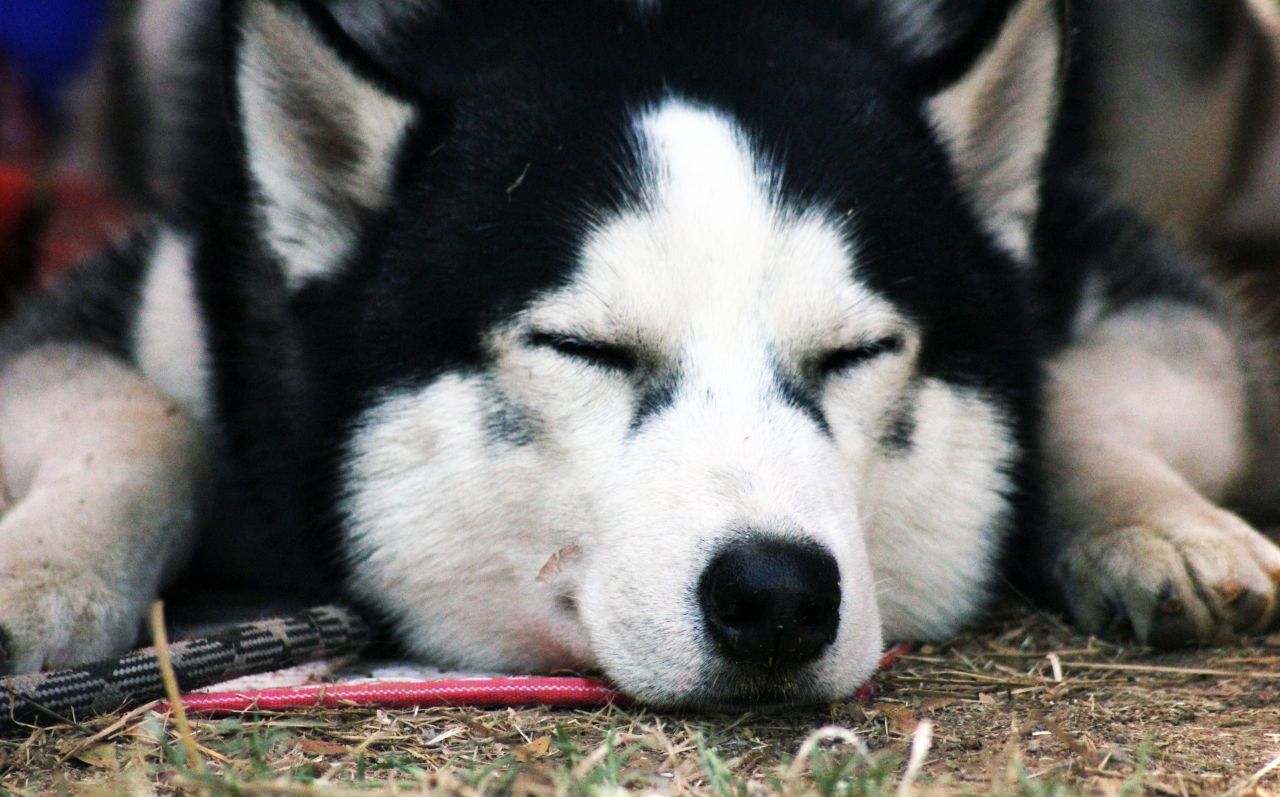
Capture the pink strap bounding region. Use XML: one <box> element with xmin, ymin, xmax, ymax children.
<box><xmin>167</xmin><ymin>644</ymin><xmax>910</xmax><ymax>715</ymax></box>
<box><xmin>169</xmin><ymin>676</ymin><xmax>627</xmax><ymax>715</ymax></box>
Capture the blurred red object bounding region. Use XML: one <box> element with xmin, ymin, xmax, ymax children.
<box><xmin>38</xmin><ymin>176</ymin><xmax>137</xmax><ymax>286</ymax></box>
<box><xmin>0</xmin><ymin>163</ymin><xmax>33</xmax><ymax>243</ymax></box>
<box><xmin>0</xmin><ymin>164</ymin><xmax>136</xmax><ymax>290</ymax></box>
<box><xmin>0</xmin><ymin>53</ymin><xmax>137</xmax><ymax>294</ymax></box>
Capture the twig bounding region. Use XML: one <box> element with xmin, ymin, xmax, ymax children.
<box><xmin>58</xmin><ymin>700</ymin><xmax>160</xmax><ymax>764</ymax></box>
<box><xmin>150</xmin><ymin>600</ymin><xmax>205</xmax><ymax>773</ymax></box>
<box><xmin>784</xmin><ymin>725</ymin><xmax>871</xmax><ymax>782</ymax></box>
<box><xmin>1219</xmin><ymin>751</ymin><xmax>1280</xmax><ymax>797</ymax></box>
<box><xmin>896</xmin><ymin>720</ymin><xmax>934</xmax><ymax>797</ymax></box>
<box><xmin>1047</xmin><ymin>653</ymin><xmax>1064</xmax><ymax>683</ymax></box>
<box><xmin>1059</xmin><ymin>661</ymin><xmax>1280</xmax><ymax>680</ymax></box>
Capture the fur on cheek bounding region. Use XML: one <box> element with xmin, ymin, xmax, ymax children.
<box><xmin>340</xmin><ymin>375</ymin><xmax>595</xmax><ymax>672</ymax></box>
<box><xmin>861</xmin><ymin>380</ymin><xmax>1019</xmax><ymax>641</ymax></box>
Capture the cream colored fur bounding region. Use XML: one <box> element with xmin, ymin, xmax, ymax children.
<box><xmin>0</xmin><ymin>346</ymin><xmax>206</xmax><ymax>670</ymax></box>
<box><xmin>1045</xmin><ymin>304</ymin><xmax>1280</xmax><ymax>644</ymax></box>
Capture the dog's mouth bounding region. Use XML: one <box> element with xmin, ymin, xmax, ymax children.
<box><xmin>679</xmin><ymin>689</ymin><xmax>836</xmax><ymax>713</ymax></box>
<box><xmin>623</xmin><ymin>662</ymin><xmax>847</xmax><ymax>711</ymax></box>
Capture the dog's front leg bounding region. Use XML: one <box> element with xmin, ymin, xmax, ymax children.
<box><xmin>1043</xmin><ymin>302</ymin><xmax>1280</xmax><ymax>647</ymax></box>
<box><xmin>0</xmin><ymin>344</ymin><xmax>206</xmax><ymax>672</ymax></box>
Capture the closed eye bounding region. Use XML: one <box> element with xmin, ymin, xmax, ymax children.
<box><xmin>527</xmin><ymin>331</ymin><xmax>640</xmax><ymax>373</ymax></box>
<box><xmin>815</xmin><ymin>335</ymin><xmax>904</xmax><ymax>379</ymax></box>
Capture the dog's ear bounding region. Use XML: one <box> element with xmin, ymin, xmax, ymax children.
<box><xmin>879</xmin><ymin>0</ymin><xmax>1065</xmax><ymax>263</ymax></box>
<box><xmin>228</xmin><ymin>0</ymin><xmax>419</xmax><ymax>289</ymax></box>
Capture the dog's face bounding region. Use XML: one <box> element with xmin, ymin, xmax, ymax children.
<box><xmin>231</xmin><ymin>0</ymin><xmax>1059</xmax><ymax>707</ymax></box>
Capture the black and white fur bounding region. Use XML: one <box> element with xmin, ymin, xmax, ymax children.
<box><xmin>4</xmin><ymin>0</ymin><xmax>1279</xmax><ymax>707</ymax></box>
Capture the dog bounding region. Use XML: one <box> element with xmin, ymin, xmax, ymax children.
<box><xmin>2</xmin><ymin>0</ymin><xmax>1279</xmax><ymax>709</ymax></box>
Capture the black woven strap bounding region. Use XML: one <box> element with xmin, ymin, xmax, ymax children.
<box><xmin>0</xmin><ymin>604</ymin><xmax>371</xmax><ymax>729</ymax></box>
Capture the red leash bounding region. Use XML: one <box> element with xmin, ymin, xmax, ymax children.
<box><xmin>852</xmin><ymin>642</ymin><xmax>911</xmax><ymax>703</ymax></box>
<box><xmin>171</xmin><ymin>676</ymin><xmax>626</xmax><ymax>715</ymax></box>
<box><xmin>167</xmin><ymin>643</ymin><xmax>911</xmax><ymax>715</ymax></box>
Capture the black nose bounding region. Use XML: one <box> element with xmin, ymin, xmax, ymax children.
<box><xmin>698</xmin><ymin>537</ymin><xmax>841</xmax><ymax>669</ymax></box>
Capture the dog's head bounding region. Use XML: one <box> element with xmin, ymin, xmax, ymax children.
<box><xmin>227</xmin><ymin>0</ymin><xmax>1060</xmax><ymax>707</ymax></box>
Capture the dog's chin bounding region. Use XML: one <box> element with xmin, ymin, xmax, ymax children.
<box><xmin>616</xmin><ymin>664</ymin><xmax>857</xmax><ymax>713</ymax></box>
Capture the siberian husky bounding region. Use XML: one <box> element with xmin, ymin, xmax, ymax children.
<box><xmin>3</xmin><ymin>0</ymin><xmax>1280</xmax><ymax>708</ymax></box>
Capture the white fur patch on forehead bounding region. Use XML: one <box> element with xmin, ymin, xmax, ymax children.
<box><xmin>526</xmin><ymin>100</ymin><xmax>906</xmax><ymax>360</ymax></box>
<box><xmin>637</xmin><ymin>101</ymin><xmax>770</xmax><ymax>222</ymax></box>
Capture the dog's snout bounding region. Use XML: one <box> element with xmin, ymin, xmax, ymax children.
<box><xmin>698</xmin><ymin>537</ymin><xmax>841</xmax><ymax>669</ymax></box>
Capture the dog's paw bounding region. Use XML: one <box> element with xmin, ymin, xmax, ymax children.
<box><xmin>1058</xmin><ymin>504</ymin><xmax>1280</xmax><ymax>648</ymax></box>
<box><xmin>0</xmin><ymin>561</ymin><xmax>142</xmax><ymax>673</ymax></box>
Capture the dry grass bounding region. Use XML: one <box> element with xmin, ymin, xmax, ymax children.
<box><xmin>2</xmin><ymin>607</ymin><xmax>1278</xmax><ymax>796</ymax></box>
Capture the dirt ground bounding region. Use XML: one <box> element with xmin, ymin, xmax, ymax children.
<box><xmin>868</xmin><ymin>609</ymin><xmax>1280</xmax><ymax>794</ymax></box>
<box><xmin>1</xmin><ymin>606</ymin><xmax>1277</xmax><ymax>796</ymax></box>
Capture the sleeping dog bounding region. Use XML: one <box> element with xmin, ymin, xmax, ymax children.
<box><xmin>2</xmin><ymin>0</ymin><xmax>1279</xmax><ymax>707</ymax></box>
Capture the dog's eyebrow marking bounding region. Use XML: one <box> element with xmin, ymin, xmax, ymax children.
<box><xmin>773</xmin><ymin>370</ymin><xmax>831</xmax><ymax>437</ymax></box>
<box><xmin>483</xmin><ymin>380</ymin><xmax>540</xmax><ymax>447</ymax></box>
<box><xmin>629</xmin><ymin>373</ymin><xmax>682</xmax><ymax>433</ymax></box>
<box><xmin>486</xmin><ymin>401</ymin><xmax>537</xmax><ymax>447</ymax></box>
<box><xmin>879</xmin><ymin>386</ymin><xmax>919</xmax><ymax>455</ymax></box>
